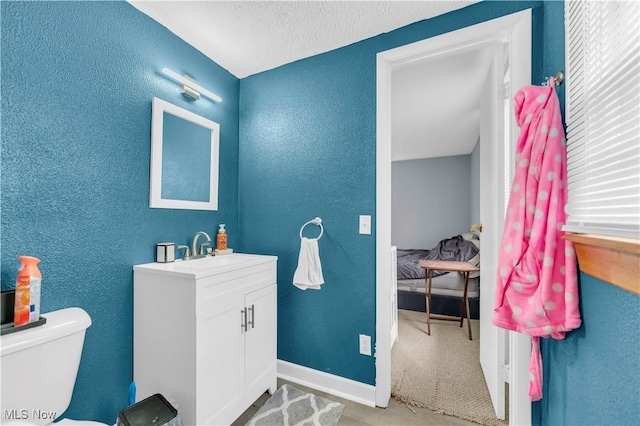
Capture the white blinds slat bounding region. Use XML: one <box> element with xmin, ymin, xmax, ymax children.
<box><xmin>564</xmin><ymin>0</ymin><xmax>640</xmax><ymax>239</ymax></box>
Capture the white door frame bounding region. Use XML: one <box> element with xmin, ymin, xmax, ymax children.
<box><xmin>375</xmin><ymin>9</ymin><xmax>532</xmax><ymax>425</ymax></box>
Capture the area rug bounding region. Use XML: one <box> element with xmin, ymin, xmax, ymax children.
<box><xmin>392</xmin><ymin>309</ymin><xmax>507</xmax><ymax>426</ymax></box>
<box><xmin>246</xmin><ymin>384</ymin><xmax>345</xmax><ymax>426</ymax></box>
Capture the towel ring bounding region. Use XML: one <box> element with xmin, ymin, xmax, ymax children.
<box><xmin>299</xmin><ymin>217</ymin><xmax>323</xmax><ymax>240</ymax></box>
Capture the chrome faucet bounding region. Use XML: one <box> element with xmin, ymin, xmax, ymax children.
<box><xmin>176</xmin><ymin>245</ymin><xmax>191</xmax><ymax>260</ymax></box>
<box><xmin>192</xmin><ymin>231</ymin><xmax>212</xmax><ymax>257</ymax></box>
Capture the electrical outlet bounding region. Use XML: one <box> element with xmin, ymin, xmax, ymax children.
<box><xmin>359</xmin><ymin>334</ymin><xmax>372</xmax><ymax>356</ymax></box>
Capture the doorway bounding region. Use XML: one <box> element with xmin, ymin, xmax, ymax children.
<box><xmin>375</xmin><ymin>9</ymin><xmax>532</xmax><ymax>426</ymax></box>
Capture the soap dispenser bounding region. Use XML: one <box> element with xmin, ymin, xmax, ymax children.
<box><xmin>216</xmin><ymin>224</ymin><xmax>227</xmax><ymax>250</ymax></box>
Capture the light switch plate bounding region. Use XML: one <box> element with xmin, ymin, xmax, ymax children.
<box><xmin>359</xmin><ymin>215</ymin><xmax>371</xmax><ymax>235</ymax></box>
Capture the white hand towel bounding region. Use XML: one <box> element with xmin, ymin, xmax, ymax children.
<box><xmin>293</xmin><ymin>237</ymin><xmax>325</xmax><ymax>290</ymax></box>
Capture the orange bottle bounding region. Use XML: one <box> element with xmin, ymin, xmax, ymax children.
<box><xmin>14</xmin><ymin>256</ymin><xmax>42</xmax><ymax>327</ymax></box>
<box><xmin>216</xmin><ymin>224</ymin><xmax>227</xmax><ymax>250</ymax></box>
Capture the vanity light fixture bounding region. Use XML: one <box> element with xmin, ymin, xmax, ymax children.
<box><xmin>161</xmin><ymin>67</ymin><xmax>222</xmax><ymax>103</ymax></box>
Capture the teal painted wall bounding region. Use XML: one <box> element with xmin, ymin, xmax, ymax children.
<box><xmin>239</xmin><ymin>0</ymin><xmax>548</xmax><ymax>386</ymax></box>
<box><xmin>1</xmin><ymin>2</ymin><xmax>239</xmax><ymax>423</ymax></box>
<box><xmin>537</xmin><ymin>273</ymin><xmax>640</xmax><ymax>425</ymax></box>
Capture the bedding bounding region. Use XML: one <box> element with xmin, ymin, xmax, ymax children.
<box><xmin>396</xmin><ymin>234</ymin><xmax>481</xmax><ymax>319</ymax></box>
<box><xmin>397</xmin><ymin>235</ymin><xmax>479</xmax><ymax>280</ymax></box>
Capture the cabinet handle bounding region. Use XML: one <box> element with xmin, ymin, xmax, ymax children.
<box><xmin>241</xmin><ymin>308</ymin><xmax>248</xmax><ymax>332</ymax></box>
<box><xmin>248</xmin><ymin>304</ymin><xmax>255</xmax><ymax>329</ymax></box>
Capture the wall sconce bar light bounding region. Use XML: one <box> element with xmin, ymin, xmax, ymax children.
<box><xmin>161</xmin><ymin>67</ymin><xmax>222</xmax><ymax>103</ymax></box>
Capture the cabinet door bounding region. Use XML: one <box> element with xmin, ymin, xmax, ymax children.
<box><xmin>196</xmin><ymin>292</ymin><xmax>245</xmax><ymax>425</ymax></box>
<box><xmin>244</xmin><ymin>284</ymin><xmax>277</xmax><ymax>397</ymax></box>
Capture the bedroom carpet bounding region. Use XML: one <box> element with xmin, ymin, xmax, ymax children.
<box><xmin>392</xmin><ymin>309</ymin><xmax>507</xmax><ymax>426</ymax></box>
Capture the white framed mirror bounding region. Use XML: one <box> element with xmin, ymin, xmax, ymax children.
<box><xmin>150</xmin><ymin>97</ymin><xmax>220</xmax><ymax>210</ymax></box>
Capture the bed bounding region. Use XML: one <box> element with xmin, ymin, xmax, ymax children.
<box><xmin>396</xmin><ymin>234</ymin><xmax>480</xmax><ymax>319</ymax></box>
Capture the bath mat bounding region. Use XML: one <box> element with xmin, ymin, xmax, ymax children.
<box><xmin>246</xmin><ymin>384</ymin><xmax>345</xmax><ymax>426</ymax></box>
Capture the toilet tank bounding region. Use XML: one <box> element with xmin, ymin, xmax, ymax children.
<box><xmin>0</xmin><ymin>308</ymin><xmax>92</xmax><ymax>425</ymax></box>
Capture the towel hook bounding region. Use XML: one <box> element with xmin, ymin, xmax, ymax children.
<box><xmin>541</xmin><ymin>71</ymin><xmax>564</xmax><ymax>86</ymax></box>
<box><xmin>299</xmin><ymin>217</ymin><xmax>324</xmax><ymax>240</ymax></box>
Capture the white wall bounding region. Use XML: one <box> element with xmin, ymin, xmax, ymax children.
<box><xmin>470</xmin><ymin>137</ymin><xmax>481</xmax><ymax>226</ymax></box>
<box><xmin>391</xmin><ymin>155</ymin><xmax>472</xmax><ymax>249</ymax></box>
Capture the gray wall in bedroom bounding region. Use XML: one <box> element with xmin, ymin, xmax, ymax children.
<box><xmin>470</xmin><ymin>138</ymin><xmax>481</xmax><ymax>227</ymax></box>
<box><xmin>391</xmin><ymin>155</ymin><xmax>471</xmax><ymax>249</ymax></box>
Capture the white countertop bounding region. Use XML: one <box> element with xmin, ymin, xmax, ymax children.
<box><xmin>133</xmin><ymin>253</ymin><xmax>277</xmax><ymax>279</ymax></box>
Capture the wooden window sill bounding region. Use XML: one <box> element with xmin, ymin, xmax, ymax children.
<box><xmin>563</xmin><ymin>233</ymin><xmax>640</xmax><ymax>295</ymax></box>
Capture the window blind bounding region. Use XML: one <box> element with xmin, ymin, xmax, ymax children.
<box><xmin>564</xmin><ymin>0</ymin><xmax>640</xmax><ymax>239</ymax></box>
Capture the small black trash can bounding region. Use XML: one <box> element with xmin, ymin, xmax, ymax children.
<box><xmin>117</xmin><ymin>393</ymin><xmax>181</xmax><ymax>426</ymax></box>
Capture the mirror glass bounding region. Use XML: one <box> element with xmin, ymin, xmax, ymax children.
<box><xmin>150</xmin><ymin>97</ymin><xmax>219</xmax><ymax>210</ymax></box>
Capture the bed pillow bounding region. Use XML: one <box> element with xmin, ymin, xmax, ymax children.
<box><xmin>460</xmin><ymin>232</ymin><xmax>479</xmax><ymax>241</ymax></box>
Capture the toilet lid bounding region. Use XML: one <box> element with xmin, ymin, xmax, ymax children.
<box><xmin>56</xmin><ymin>419</ymin><xmax>110</xmax><ymax>426</ymax></box>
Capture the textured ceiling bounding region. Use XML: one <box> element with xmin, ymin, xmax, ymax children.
<box><xmin>128</xmin><ymin>1</ymin><xmax>477</xmax><ymax>78</ymax></box>
<box><xmin>128</xmin><ymin>0</ymin><xmax>487</xmax><ymax>160</ymax></box>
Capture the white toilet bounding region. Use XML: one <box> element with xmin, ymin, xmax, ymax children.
<box><xmin>1</xmin><ymin>307</ymin><xmax>109</xmax><ymax>426</ymax></box>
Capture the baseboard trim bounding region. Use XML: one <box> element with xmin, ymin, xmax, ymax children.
<box><xmin>277</xmin><ymin>360</ymin><xmax>376</xmax><ymax>408</ymax></box>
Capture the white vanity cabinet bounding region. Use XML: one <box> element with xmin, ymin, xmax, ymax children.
<box><xmin>133</xmin><ymin>254</ymin><xmax>277</xmax><ymax>426</ymax></box>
